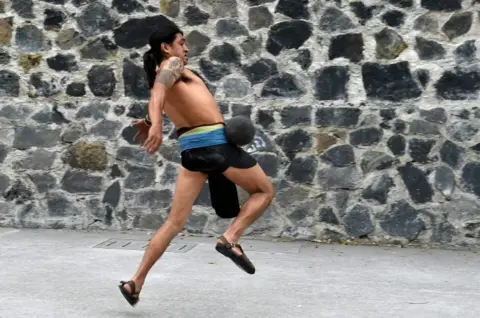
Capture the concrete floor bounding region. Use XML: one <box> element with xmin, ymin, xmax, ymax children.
<box><xmin>0</xmin><ymin>228</ymin><xmax>479</xmax><ymax>318</ymax></box>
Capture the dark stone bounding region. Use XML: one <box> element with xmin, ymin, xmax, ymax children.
<box><xmin>247</xmin><ymin>0</ymin><xmax>275</xmax><ymax>4</ymax></box>
<box><xmin>280</xmin><ymin>105</ymin><xmax>311</xmax><ymax>126</ymax></box>
<box><xmin>362</xmin><ymin>62</ymin><xmax>421</xmax><ymax>101</ymax></box>
<box><xmin>124</xmin><ymin>165</ymin><xmax>155</xmax><ymax>189</ymax></box>
<box><xmin>4</xmin><ymin>180</ymin><xmax>32</xmax><ymax>204</ymax></box>
<box><xmin>243</xmin><ymin>59</ymin><xmax>278</xmax><ymax>85</ymax></box>
<box><xmin>415</xmin><ymin>37</ymin><xmax>446</xmax><ymax>60</ymax></box>
<box><xmin>11</xmin><ymin>0</ymin><xmax>34</xmax><ymax>18</ymax></box>
<box><xmin>349</xmin><ymin>128</ymin><xmax>383</xmax><ymax>147</ymax></box>
<box><xmin>409</xmin><ymin>119</ymin><xmax>440</xmax><ymax>136</ymax></box>
<box><xmin>315</xmin><ymin>107</ymin><xmax>361</xmax><ymax>128</ymax></box>
<box><xmin>244</xmin><ymin>130</ymin><xmax>276</xmax><ymax>154</ymax></box>
<box><xmin>184</xmin><ymin>5</ymin><xmax>210</xmax><ymax>26</ymax></box>
<box><xmin>28</xmin><ymin>172</ymin><xmax>56</xmax><ymax>193</ymax></box>
<box><xmin>472</xmin><ymin>143</ymin><xmax>480</xmax><ymax>153</ymax></box>
<box><xmin>461</xmin><ymin>162</ymin><xmax>480</xmax><ymax>197</ymax></box>
<box><xmin>415</xmin><ymin>69</ymin><xmax>430</xmax><ymax>88</ymax></box>
<box><xmin>320</xmin><ymin>145</ymin><xmax>355</xmax><ymax>167</ymax></box>
<box><xmin>314</xmin><ymin>66</ymin><xmax>349</xmax><ymax>100</ymax></box>
<box><xmin>231</xmin><ymin>104</ymin><xmax>252</xmax><ymax>117</ymax></box>
<box><xmin>266</xmin><ymin>20</ymin><xmax>313</xmax><ymax>56</ymax></box>
<box><xmin>317</xmin><ymin>166</ymin><xmax>361</xmax><ymax>190</ymax></box>
<box><xmin>362</xmin><ymin>173</ymin><xmax>395</xmax><ymax>204</ymax></box>
<box><xmin>240</xmin><ymin>35</ymin><xmax>262</xmax><ymax>56</ymax></box>
<box><xmin>87</xmin><ymin>65</ymin><xmax>116</xmax><ymax>97</ymax></box>
<box><xmin>112</xmin><ymin>0</ymin><xmax>142</xmax><ymax>14</ymax></box>
<box><xmin>0</xmin><ymin>70</ymin><xmax>20</xmax><ymax>97</ymax></box>
<box><xmin>76</xmin><ymin>102</ymin><xmax>109</xmax><ymax>120</ymax></box>
<box><xmin>80</xmin><ymin>36</ymin><xmax>118</xmax><ymax>60</ymax></box>
<box><xmin>32</xmin><ymin>105</ymin><xmax>70</xmax><ymax>125</ymax></box>
<box><xmin>329</xmin><ymin>33</ymin><xmax>364</xmax><ymax>63</ymax></box>
<box><xmin>374</xmin><ymin>28</ymin><xmax>407</xmax><ymax>60</ymax></box>
<box><xmin>414</xmin><ymin>14</ymin><xmax>438</xmax><ymax>32</ymax></box>
<box><xmin>447</xmin><ymin>121</ymin><xmax>479</xmax><ymax>142</ymax></box>
<box><xmin>15</xmin><ymin>24</ymin><xmax>52</xmax><ymax>52</ymax></box>
<box><xmin>61</xmin><ymin>123</ymin><xmax>85</xmax><ymax>143</ymax></box>
<box><xmin>381</xmin><ymin>10</ymin><xmax>405</xmax><ymax>27</ymax></box>
<box><xmin>275</xmin><ymin>0</ymin><xmax>309</xmax><ymax>19</ymax></box>
<box><xmin>126</xmin><ymin>102</ymin><xmax>147</xmax><ymax>119</ymax></box>
<box><xmin>380</xmin><ymin>109</ymin><xmax>396</xmax><ymax>121</ymax></box>
<box><xmin>397</xmin><ymin>164</ymin><xmax>433</xmax><ymax>204</ymax></box>
<box><xmin>66</xmin><ymin>82</ymin><xmax>85</xmax><ymax>97</ymax></box>
<box><xmin>261</xmin><ymin>73</ymin><xmax>305</xmax><ymax>98</ymax></box>
<box><xmin>114</xmin><ymin>15</ymin><xmax>179</xmax><ymax>49</ymax></box>
<box><xmin>286</xmin><ymin>156</ymin><xmax>317</xmax><ymax>183</ymax></box>
<box><xmin>343</xmin><ymin>204</ymin><xmax>374</xmax><ymax>238</ymax></box>
<box><xmin>252</xmin><ymin>153</ymin><xmax>278</xmax><ymax>178</ymax></box>
<box><xmin>198</xmin><ymin>59</ymin><xmax>230</xmax><ymax>82</ymax></box>
<box><xmin>114</xmin><ymin>105</ymin><xmax>125</xmax><ymax>116</ymax></box>
<box><xmin>388</xmin><ymin>0</ymin><xmax>413</xmax><ymax>8</ymax></box>
<box><xmin>28</xmin><ymin>72</ymin><xmax>62</xmax><ymax>98</ymax></box>
<box><xmin>455</xmin><ymin>40</ymin><xmax>476</xmax><ymax>61</ymax></box>
<box><xmin>216</xmin><ymin>19</ymin><xmax>248</xmax><ymax>37</ymax></box>
<box><xmin>432</xmin><ymin>222</ymin><xmax>456</xmax><ymax>244</ymax></box>
<box><xmin>13</xmin><ymin>126</ymin><xmax>61</xmax><ymax>150</ymax></box>
<box><xmin>121</xmin><ymin>126</ymin><xmax>138</xmax><ymax>145</ymax></box>
<box><xmin>116</xmin><ymin>146</ymin><xmax>156</xmax><ymax>165</ymax></box>
<box><xmin>90</xmin><ymin>120</ymin><xmax>122</xmax><ymax>139</ymax></box>
<box><xmin>275</xmin><ymin>129</ymin><xmax>312</xmax><ymax>160</ymax></box>
<box><xmin>40</xmin><ymin>0</ymin><xmax>66</xmax><ymax>4</ymax></box>
<box><xmin>0</xmin><ymin>173</ymin><xmax>10</xmax><ymax>195</ymax></box>
<box><xmin>47</xmin><ymin>192</ymin><xmax>74</xmax><ymax>217</ymax></box>
<box><xmin>256</xmin><ymin>110</ymin><xmax>275</xmax><ymax>129</ymax></box>
<box><xmin>209</xmin><ymin>42</ymin><xmax>241</xmax><ymax>65</ymax></box>
<box><xmin>293</xmin><ymin>49</ymin><xmax>312</xmax><ymax>70</ymax></box>
<box><xmin>124</xmin><ymin>189</ymin><xmax>172</xmax><ymax>209</ymax></box>
<box><xmin>110</xmin><ymin>164</ymin><xmax>124</xmax><ymax>178</ymax></box>
<box><xmin>72</xmin><ymin>0</ymin><xmax>91</xmax><ymax>7</ymax></box>
<box><xmin>421</xmin><ymin>0</ymin><xmax>461</xmax><ymax>11</ymax></box>
<box><xmin>0</xmin><ymin>49</ymin><xmax>10</xmax><ymax>64</ymax></box>
<box><xmin>435</xmin><ymin>68</ymin><xmax>480</xmax><ymax>100</ymax></box>
<box><xmin>434</xmin><ymin>165</ymin><xmax>456</xmax><ymax>198</ymax></box>
<box><xmin>77</xmin><ymin>2</ymin><xmax>119</xmax><ymax>37</ymax></box>
<box><xmin>123</xmin><ymin>59</ymin><xmax>148</xmax><ymax>99</ymax></box>
<box><xmin>46</xmin><ymin>53</ymin><xmax>78</xmax><ymax>72</ymax></box>
<box><xmin>319</xmin><ymin>7</ymin><xmax>355</xmax><ymax>32</ymax></box>
<box><xmin>408</xmin><ymin>139</ymin><xmax>436</xmax><ymax>163</ymax></box>
<box><xmin>420</xmin><ymin>108</ymin><xmax>447</xmax><ymax>123</ymax></box>
<box><xmin>103</xmin><ymin>180</ymin><xmax>120</xmax><ymax>208</ymax></box>
<box><xmin>380</xmin><ymin>200</ymin><xmax>425</xmax><ymax>240</ymax></box>
<box><xmin>44</xmin><ymin>8</ymin><xmax>67</xmax><ymax>30</ymax></box>
<box><xmin>361</xmin><ymin>151</ymin><xmax>396</xmax><ymax>174</ymax></box>
<box><xmin>442</xmin><ymin>12</ymin><xmax>473</xmax><ymax>40</ymax></box>
<box><xmin>0</xmin><ymin>144</ymin><xmax>9</xmax><ymax>163</ymax></box>
<box><xmin>61</xmin><ymin>170</ymin><xmax>103</xmax><ymax>193</ymax></box>
<box><xmin>443</xmin><ymin>155</ymin><xmax>468</xmax><ymax>184</ymax></box>
<box><xmin>185</xmin><ymin>31</ymin><xmax>211</xmax><ymax>57</ymax></box>
<box><xmin>318</xmin><ymin>207</ymin><xmax>339</xmax><ymax>225</ymax></box>
<box><xmin>223</xmin><ymin>78</ymin><xmax>250</xmax><ymax>98</ymax></box>
<box><xmin>350</xmin><ymin>2</ymin><xmax>376</xmax><ymax>25</ymax></box>
<box><xmin>14</xmin><ymin>148</ymin><xmax>56</xmax><ymax>171</ymax></box>
<box><xmin>248</xmin><ymin>6</ymin><xmax>273</xmax><ymax>30</ymax></box>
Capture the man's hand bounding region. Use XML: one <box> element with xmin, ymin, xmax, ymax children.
<box><xmin>143</xmin><ymin>124</ymin><xmax>163</xmax><ymax>154</ymax></box>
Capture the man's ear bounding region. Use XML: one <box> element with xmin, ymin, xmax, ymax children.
<box><xmin>160</xmin><ymin>43</ymin><xmax>169</xmax><ymax>55</ymax></box>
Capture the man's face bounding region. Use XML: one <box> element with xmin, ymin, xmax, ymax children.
<box><xmin>165</xmin><ymin>33</ymin><xmax>189</xmax><ymax>65</ymax></box>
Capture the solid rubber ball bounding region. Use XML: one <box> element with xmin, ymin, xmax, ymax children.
<box><xmin>225</xmin><ymin>115</ymin><xmax>256</xmax><ymax>146</ymax></box>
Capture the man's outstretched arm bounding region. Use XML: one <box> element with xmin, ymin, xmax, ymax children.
<box><xmin>147</xmin><ymin>56</ymin><xmax>184</xmax><ymax>126</ymax></box>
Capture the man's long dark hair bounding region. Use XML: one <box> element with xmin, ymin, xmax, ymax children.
<box><xmin>143</xmin><ymin>17</ymin><xmax>182</xmax><ymax>89</ymax></box>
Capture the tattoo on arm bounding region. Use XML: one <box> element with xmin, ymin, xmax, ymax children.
<box><xmin>155</xmin><ymin>57</ymin><xmax>184</xmax><ymax>88</ymax></box>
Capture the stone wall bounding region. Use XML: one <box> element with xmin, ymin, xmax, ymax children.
<box><xmin>1</xmin><ymin>0</ymin><xmax>480</xmax><ymax>247</ymax></box>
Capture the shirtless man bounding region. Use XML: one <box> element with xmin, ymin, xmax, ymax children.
<box><xmin>118</xmin><ymin>17</ymin><xmax>275</xmax><ymax>306</ymax></box>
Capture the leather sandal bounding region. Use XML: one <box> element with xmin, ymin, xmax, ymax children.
<box><xmin>215</xmin><ymin>235</ymin><xmax>255</xmax><ymax>275</ymax></box>
<box><xmin>118</xmin><ymin>280</ymin><xmax>140</xmax><ymax>307</ymax></box>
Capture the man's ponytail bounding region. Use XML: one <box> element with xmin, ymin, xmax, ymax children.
<box><xmin>143</xmin><ymin>49</ymin><xmax>157</xmax><ymax>89</ymax></box>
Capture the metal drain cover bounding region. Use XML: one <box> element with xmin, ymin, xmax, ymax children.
<box><xmin>93</xmin><ymin>239</ymin><xmax>197</xmax><ymax>253</ymax></box>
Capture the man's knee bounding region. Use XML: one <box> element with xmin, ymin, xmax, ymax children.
<box><xmin>259</xmin><ymin>180</ymin><xmax>275</xmax><ymax>204</ymax></box>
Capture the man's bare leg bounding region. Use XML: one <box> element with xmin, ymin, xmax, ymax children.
<box><xmin>218</xmin><ymin>164</ymin><xmax>274</xmax><ymax>255</ymax></box>
<box><xmin>121</xmin><ymin>167</ymin><xmax>207</xmax><ymax>296</ymax></box>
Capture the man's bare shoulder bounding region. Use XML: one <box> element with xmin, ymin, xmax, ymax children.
<box><xmin>155</xmin><ymin>57</ymin><xmax>184</xmax><ymax>89</ymax></box>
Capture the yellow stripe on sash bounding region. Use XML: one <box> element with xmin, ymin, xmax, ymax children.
<box><xmin>179</xmin><ymin>124</ymin><xmax>225</xmax><ymax>138</ymax></box>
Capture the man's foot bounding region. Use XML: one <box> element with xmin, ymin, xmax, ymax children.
<box><xmin>118</xmin><ymin>280</ymin><xmax>143</xmax><ymax>307</ymax></box>
<box><xmin>215</xmin><ymin>235</ymin><xmax>255</xmax><ymax>274</ymax></box>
